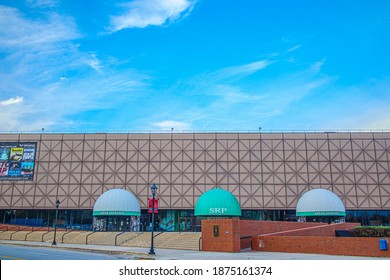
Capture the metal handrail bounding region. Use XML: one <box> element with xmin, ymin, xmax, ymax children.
<box><xmin>61</xmin><ymin>229</ymin><xmax>75</xmax><ymax>244</ymax></box>
<box><xmin>240</xmin><ymin>235</ymin><xmax>252</xmax><ymax>239</ymax></box>
<box><xmin>10</xmin><ymin>226</ymin><xmax>32</xmax><ymax>240</ymax></box>
<box><xmin>2</xmin><ymin>129</ymin><xmax>390</xmax><ymax>134</ymax></box>
<box><xmin>5</xmin><ymin>225</ymin><xmax>20</xmax><ymax>232</ymax></box>
<box><xmin>114</xmin><ymin>224</ymin><xmax>144</xmax><ymax>246</ymax></box>
<box><xmin>41</xmin><ymin>228</ymin><xmax>54</xmax><ymax>242</ymax></box>
<box><xmin>85</xmin><ymin>231</ymin><xmax>96</xmax><ymax>245</ymax></box>
<box><xmin>25</xmin><ymin>226</ymin><xmax>47</xmax><ymax>241</ymax></box>
<box><xmin>6</xmin><ymin>225</ymin><xmax>20</xmax><ymax>240</ymax></box>
<box><xmin>198</xmin><ymin>236</ymin><xmax>202</xmax><ymax>251</ymax></box>
<box><xmin>153</xmin><ymin>224</ymin><xmax>176</xmax><ymax>239</ymax></box>
<box><xmin>0</xmin><ymin>226</ymin><xmax>8</xmax><ymax>234</ymax></box>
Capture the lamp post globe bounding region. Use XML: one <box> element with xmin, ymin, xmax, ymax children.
<box><xmin>148</xmin><ymin>184</ymin><xmax>158</xmax><ymax>255</ymax></box>
<box><xmin>52</xmin><ymin>199</ymin><xmax>60</xmax><ymax>246</ymax></box>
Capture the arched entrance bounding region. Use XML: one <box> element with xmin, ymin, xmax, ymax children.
<box><xmin>92</xmin><ymin>189</ymin><xmax>141</xmax><ymax>231</ymax></box>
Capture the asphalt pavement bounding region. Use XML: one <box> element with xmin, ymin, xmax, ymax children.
<box><xmin>0</xmin><ymin>239</ymin><xmax>385</xmax><ymax>260</ymax></box>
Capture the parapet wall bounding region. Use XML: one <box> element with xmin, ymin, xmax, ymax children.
<box><xmin>239</xmin><ymin>220</ymin><xmax>359</xmax><ymax>236</ymax></box>
<box><xmin>252</xmin><ymin>236</ymin><xmax>390</xmax><ymax>257</ymax></box>
<box><xmin>201</xmin><ymin>219</ymin><xmax>363</xmax><ymax>253</ymax></box>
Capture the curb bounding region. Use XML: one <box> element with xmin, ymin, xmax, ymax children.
<box><xmin>0</xmin><ymin>240</ymin><xmax>151</xmax><ymax>257</ymax></box>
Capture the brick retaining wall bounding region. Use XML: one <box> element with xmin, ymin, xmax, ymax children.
<box><xmin>202</xmin><ymin>219</ymin><xmax>361</xmax><ymax>253</ymax></box>
<box><xmin>252</xmin><ymin>235</ymin><xmax>390</xmax><ymax>257</ymax></box>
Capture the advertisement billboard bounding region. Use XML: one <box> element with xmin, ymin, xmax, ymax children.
<box><xmin>0</xmin><ymin>142</ymin><xmax>37</xmax><ymax>181</ymax></box>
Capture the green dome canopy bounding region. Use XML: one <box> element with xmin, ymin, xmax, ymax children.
<box><xmin>195</xmin><ymin>188</ymin><xmax>241</xmax><ymax>216</ymax></box>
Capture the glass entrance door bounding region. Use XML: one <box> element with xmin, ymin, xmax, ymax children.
<box><xmin>178</xmin><ymin>217</ymin><xmax>193</xmax><ymax>231</ymax></box>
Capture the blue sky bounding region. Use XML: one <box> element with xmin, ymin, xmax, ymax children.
<box><xmin>0</xmin><ymin>0</ymin><xmax>389</xmax><ymax>132</ymax></box>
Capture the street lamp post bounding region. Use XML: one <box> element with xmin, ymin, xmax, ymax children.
<box><xmin>149</xmin><ymin>183</ymin><xmax>158</xmax><ymax>255</ymax></box>
<box><xmin>52</xmin><ymin>199</ymin><xmax>60</xmax><ymax>246</ymax></box>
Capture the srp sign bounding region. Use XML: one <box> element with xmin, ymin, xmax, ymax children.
<box><xmin>209</xmin><ymin>207</ymin><xmax>228</xmax><ymax>214</ymax></box>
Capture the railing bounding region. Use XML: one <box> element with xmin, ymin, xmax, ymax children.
<box><xmin>0</xmin><ymin>226</ymin><xmax>9</xmax><ymax>234</ymax></box>
<box><xmin>153</xmin><ymin>224</ymin><xmax>176</xmax><ymax>239</ymax></box>
<box><xmin>41</xmin><ymin>229</ymin><xmax>54</xmax><ymax>242</ymax></box>
<box><xmin>4</xmin><ymin>225</ymin><xmax>20</xmax><ymax>240</ymax></box>
<box><xmin>25</xmin><ymin>226</ymin><xmax>49</xmax><ymax>241</ymax></box>
<box><xmin>10</xmin><ymin>226</ymin><xmax>31</xmax><ymax>240</ymax></box>
<box><xmin>198</xmin><ymin>236</ymin><xmax>202</xmax><ymax>251</ymax></box>
<box><xmin>85</xmin><ymin>231</ymin><xmax>96</xmax><ymax>245</ymax></box>
<box><xmin>61</xmin><ymin>229</ymin><xmax>75</xmax><ymax>244</ymax></box>
<box><xmin>4</xmin><ymin>225</ymin><xmax>20</xmax><ymax>232</ymax></box>
<box><xmin>114</xmin><ymin>224</ymin><xmax>144</xmax><ymax>246</ymax></box>
<box><xmin>2</xmin><ymin>129</ymin><xmax>390</xmax><ymax>134</ymax></box>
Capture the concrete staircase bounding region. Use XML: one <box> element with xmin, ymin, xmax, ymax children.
<box><xmin>155</xmin><ymin>232</ymin><xmax>201</xmax><ymax>250</ymax></box>
<box><xmin>0</xmin><ymin>229</ymin><xmax>202</xmax><ymax>251</ymax></box>
<box><xmin>117</xmin><ymin>232</ymin><xmax>201</xmax><ymax>250</ymax></box>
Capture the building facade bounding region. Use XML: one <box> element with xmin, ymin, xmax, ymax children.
<box><xmin>0</xmin><ymin>132</ymin><xmax>389</xmax><ymax>229</ymax></box>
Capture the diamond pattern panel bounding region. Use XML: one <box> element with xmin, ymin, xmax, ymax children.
<box><xmin>1</xmin><ymin>133</ymin><xmax>390</xmax><ymax>210</ymax></box>
<box><xmin>239</xmin><ymin>184</ymin><xmax>263</xmax><ymax>208</ymax></box>
<box><xmin>263</xmin><ymin>185</ymin><xmax>286</xmax><ymax>208</ymax></box>
<box><xmin>375</xmin><ymin>139</ymin><xmax>390</xmax><ymax>161</ymax></box>
<box><xmin>11</xmin><ymin>182</ymin><xmax>35</xmax><ymax>208</ymax></box>
<box><xmin>171</xmin><ymin>185</ymin><xmax>193</xmax><ymax>208</ymax></box>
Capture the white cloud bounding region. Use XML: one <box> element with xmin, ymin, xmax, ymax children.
<box><xmin>152</xmin><ymin>120</ymin><xmax>190</xmax><ymax>130</ymax></box>
<box><xmin>141</xmin><ymin>58</ymin><xmax>333</xmax><ymax>131</ymax></box>
<box><xmin>82</xmin><ymin>53</ymin><xmax>103</xmax><ymax>73</ymax></box>
<box><xmin>214</xmin><ymin>60</ymin><xmax>271</xmax><ymax>81</ymax></box>
<box><xmin>25</xmin><ymin>0</ymin><xmax>58</xmax><ymax>8</ymax></box>
<box><xmin>0</xmin><ymin>5</ymin><xmax>151</xmax><ymax>132</ymax></box>
<box><xmin>108</xmin><ymin>0</ymin><xmax>196</xmax><ymax>32</ymax></box>
<box><xmin>0</xmin><ymin>96</ymin><xmax>24</xmax><ymax>106</ymax></box>
<box><xmin>0</xmin><ymin>68</ymin><xmax>150</xmax><ymax>131</ymax></box>
<box><xmin>310</xmin><ymin>60</ymin><xmax>325</xmax><ymax>73</ymax></box>
<box><xmin>0</xmin><ymin>6</ymin><xmax>80</xmax><ymax>49</ymax></box>
<box><xmin>286</xmin><ymin>44</ymin><xmax>301</xmax><ymax>53</ymax></box>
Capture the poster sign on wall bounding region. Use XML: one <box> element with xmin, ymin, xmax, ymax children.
<box><xmin>0</xmin><ymin>142</ymin><xmax>37</xmax><ymax>181</ymax></box>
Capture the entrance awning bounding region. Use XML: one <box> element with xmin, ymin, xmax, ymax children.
<box><xmin>195</xmin><ymin>188</ymin><xmax>241</xmax><ymax>216</ymax></box>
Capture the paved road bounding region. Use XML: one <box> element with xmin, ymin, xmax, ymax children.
<box><xmin>0</xmin><ymin>240</ymin><xmax>386</xmax><ymax>260</ymax></box>
<box><xmin>0</xmin><ymin>244</ymin><xmax>133</xmax><ymax>260</ymax></box>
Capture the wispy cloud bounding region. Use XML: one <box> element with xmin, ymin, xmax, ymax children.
<box><xmin>0</xmin><ymin>96</ymin><xmax>24</xmax><ymax>106</ymax></box>
<box><xmin>0</xmin><ymin>5</ymin><xmax>151</xmax><ymax>132</ymax></box>
<box><xmin>152</xmin><ymin>120</ymin><xmax>190</xmax><ymax>130</ymax></box>
<box><xmin>213</xmin><ymin>60</ymin><xmax>271</xmax><ymax>81</ymax></box>
<box><xmin>0</xmin><ymin>6</ymin><xmax>80</xmax><ymax>49</ymax></box>
<box><xmin>108</xmin><ymin>0</ymin><xmax>197</xmax><ymax>32</ymax></box>
<box><xmin>138</xmin><ymin>57</ymin><xmax>334</xmax><ymax>130</ymax></box>
<box><xmin>25</xmin><ymin>0</ymin><xmax>59</xmax><ymax>8</ymax></box>
<box><xmin>286</xmin><ymin>44</ymin><xmax>301</xmax><ymax>53</ymax></box>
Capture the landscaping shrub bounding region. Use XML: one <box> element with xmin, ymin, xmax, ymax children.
<box><xmin>353</xmin><ymin>226</ymin><xmax>390</xmax><ymax>237</ymax></box>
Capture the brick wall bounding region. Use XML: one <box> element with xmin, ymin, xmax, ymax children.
<box><xmin>239</xmin><ymin>220</ymin><xmax>359</xmax><ymax>236</ymax></box>
<box><xmin>201</xmin><ymin>219</ymin><xmax>241</xmax><ymax>252</ymax></box>
<box><xmin>202</xmin><ymin>219</ymin><xmax>360</xmax><ymax>253</ymax></box>
<box><xmin>252</xmin><ymin>236</ymin><xmax>390</xmax><ymax>257</ymax></box>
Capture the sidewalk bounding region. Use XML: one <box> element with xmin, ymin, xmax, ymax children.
<box><xmin>0</xmin><ymin>239</ymin><xmax>384</xmax><ymax>260</ymax></box>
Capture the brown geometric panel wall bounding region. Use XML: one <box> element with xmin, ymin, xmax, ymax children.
<box><xmin>171</xmin><ymin>134</ymin><xmax>194</xmax><ymax>209</ymax></box>
<box><xmin>261</xmin><ymin>134</ymin><xmax>286</xmax><ymax>209</ymax></box>
<box><xmin>351</xmin><ymin>134</ymin><xmax>381</xmax><ymax>209</ymax></box>
<box><xmin>149</xmin><ymin>134</ymin><xmax>172</xmax><ymax>208</ymax></box>
<box><xmin>0</xmin><ymin>132</ymin><xmax>390</xmax><ymax>210</ymax></box>
<box><xmin>127</xmin><ymin>135</ymin><xmax>150</xmax><ymax>208</ymax></box>
<box><xmin>239</xmin><ymin>134</ymin><xmax>262</xmax><ymax>208</ymax></box>
<box><xmin>328</xmin><ymin>134</ymin><xmax>357</xmax><ymax>208</ymax></box>
<box><xmin>193</xmin><ymin>134</ymin><xmax>217</xmax><ymax>205</ymax></box>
